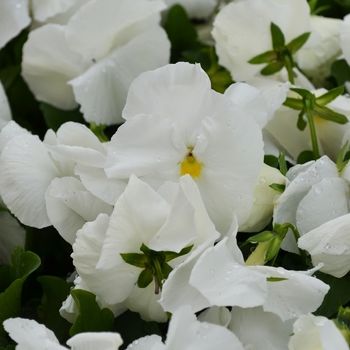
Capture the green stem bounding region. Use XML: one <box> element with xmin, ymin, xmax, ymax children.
<box><xmin>305</xmin><ymin>100</ymin><xmax>320</xmax><ymax>159</ymax></box>
<box><xmin>281</xmin><ymin>52</ymin><xmax>295</xmax><ymax>85</ymax></box>
<box><xmin>152</xmin><ymin>258</ymin><xmax>163</xmax><ymax>295</ymax></box>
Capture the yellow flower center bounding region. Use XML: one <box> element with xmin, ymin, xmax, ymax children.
<box><xmin>180</xmin><ymin>150</ymin><xmax>202</xmax><ymax>178</ymax></box>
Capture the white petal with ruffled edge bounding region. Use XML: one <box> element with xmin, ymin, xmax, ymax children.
<box><xmin>45</xmin><ymin>176</ymin><xmax>113</xmax><ymax>244</ymax></box>
<box><xmin>31</xmin><ymin>0</ymin><xmax>75</xmax><ymax>22</ymax></box>
<box><xmin>0</xmin><ymin>0</ymin><xmax>30</xmax><ymax>49</ymax></box>
<box><xmin>3</xmin><ymin>318</ymin><xmax>65</xmax><ymax>350</ymax></box>
<box><xmin>66</xmin><ymin>332</ymin><xmax>123</xmax><ymax>350</ymax></box>
<box><xmin>0</xmin><ymin>81</ymin><xmax>11</xmax><ymax>129</ymax></box>
<box><xmin>0</xmin><ymin>133</ymin><xmax>61</xmax><ymax>227</ymax></box>
<box><xmin>21</xmin><ymin>24</ymin><xmax>82</xmax><ymax>110</ymax></box>
<box><xmin>229</xmin><ymin>306</ymin><xmax>294</xmax><ymax>350</ymax></box>
<box><xmin>164</xmin><ymin>0</ymin><xmax>217</xmax><ymax>19</ymax></box>
<box><xmin>298</xmin><ymin>213</ymin><xmax>350</xmax><ymax>277</ymax></box>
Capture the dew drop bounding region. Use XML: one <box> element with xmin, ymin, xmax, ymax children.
<box><xmin>325</xmin><ymin>243</ymin><xmax>331</xmax><ymax>250</ymax></box>
<box><xmin>314</xmin><ymin>186</ymin><xmax>323</xmax><ymax>194</ymax></box>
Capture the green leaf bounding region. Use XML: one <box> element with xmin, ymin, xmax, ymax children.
<box><xmin>314</xmin><ymin>105</ymin><xmax>348</xmax><ymax>124</ymax></box>
<box><xmin>37</xmin><ymin>276</ymin><xmax>72</xmax><ymax>343</ymax></box>
<box><xmin>286</xmin><ymin>32</ymin><xmax>311</xmax><ymax>54</ymax></box>
<box><xmin>245</xmin><ymin>230</ymin><xmax>275</xmax><ymax>244</ymax></box>
<box><xmin>270</xmin><ymin>22</ymin><xmax>285</xmax><ymax>49</ymax></box>
<box><xmin>297</xmin><ymin>150</ymin><xmax>315</xmax><ymax>164</ymax></box>
<box><xmin>308</xmin><ymin>0</ymin><xmax>318</xmax><ymax>12</ymax></box>
<box><xmin>260</xmin><ymin>61</ymin><xmax>284</xmax><ymax>75</ymax></box>
<box><xmin>290</xmin><ymin>87</ymin><xmax>314</xmax><ymax>99</ymax></box>
<box><xmin>163</xmin><ymin>4</ymin><xmax>200</xmax><ymax>63</ymax></box>
<box><xmin>0</xmin><ymin>247</ymin><xmax>40</xmax><ymax>336</ymax></box>
<box><xmin>269</xmin><ymin>183</ymin><xmax>285</xmax><ymax>193</ymax></box>
<box><xmin>137</xmin><ymin>268</ymin><xmax>153</xmax><ymax>289</ymax></box>
<box><xmin>264</xmin><ymin>155</ymin><xmax>279</xmax><ymax>168</ymax></box>
<box><xmin>265</xmin><ymin>235</ymin><xmax>282</xmax><ymax>262</ymax></box>
<box><xmin>120</xmin><ymin>252</ymin><xmax>147</xmax><ymax>268</ymax></box>
<box><xmin>314</xmin><ymin>272</ymin><xmax>350</xmax><ymax>317</ymax></box>
<box><xmin>316</xmin><ymin>85</ymin><xmax>344</xmax><ymax>106</ymax></box>
<box><xmin>331</xmin><ymin>59</ymin><xmax>350</xmax><ymax>86</ymax></box>
<box><xmin>164</xmin><ymin>245</ymin><xmax>193</xmax><ymax>262</ymax></box>
<box><xmin>40</xmin><ymin>102</ymin><xmax>85</xmax><ymax>132</ymax></box>
<box><xmin>283</xmin><ymin>97</ymin><xmax>304</xmax><ymax>110</ymax></box>
<box><xmin>266</xmin><ymin>277</ymin><xmax>288</xmax><ymax>282</ymax></box>
<box><xmin>248</xmin><ymin>50</ymin><xmax>277</xmax><ymax>64</ymax></box>
<box><xmin>69</xmin><ymin>290</ymin><xmax>114</xmax><ymax>337</ymax></box>
<box><xmin>337</xmin><ymin>141</ymin><xmax>350</xmax><ymax>173</ymax></box>
<box><xmin>278</xmin><ymin>150</ymin><xmax>288</xmax><ymax>176</ymax></box>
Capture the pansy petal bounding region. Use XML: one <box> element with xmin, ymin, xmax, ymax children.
<box><xmin>45</xmin><ymin>176</ymin><xmax>113</xmax><ymax>244</ymax></box>
<box><xmin>0</xmin><ymin>0</ymin><xmax>30</xmax><ymax>49</ymax></box>
<box><xmin>197</xmin><ymin>306</ymin><xmax>232</xmax><ymax>328</ymax></box>
<box><xmin>296</xmin><ymin>177</ymin><xmax>349</xmax><ymax>235</ymax></box>
<box><xmin>21</xmin><ymin>24</ymin><xmax>82</xmax><ymax>110</ymax></box>
<box><xmin>126</xmin><ymin>284</ymin><xmax>167</xmax><ymax>323</ymax></box>
<box><xmin>31</xmin><ymin>0</ymin><xmax>74</xmax><ymax>22</ymax></box>
<box><xmin>69</xmin><ymin>26</ymin><xmax>169</xmax><ymax>125</ymax></box>
<box><xmin>229</xmin><ymin>306</ymin><xmax>294</xmax><ymax>350</ymax></box>
<box><xmin>64</xmin><ymin>0</ymin><xmax>166</xmax><ymax>64</ymax></box>
<box><xmin>0</xmin><ymin>120</ymin><xmax>30</xmax><ymax>152</ymax></box>
<box><xmin>72</xmin><ymin>214</ymin><xmax>140</xmax><ymax>305</ymax></box>
<box><xmin>3</xmin><ymin>318</ymin><xmax>64</xmax><ymax>350</ymax></box>
<box><xmin>105</xmin><ymin>114</ymin><xmax>186</xmax><ymax>179</ymax></box>
<box><xmin>0</xmin><ymin>81</ymin><xmax>11</xmax><ymax>129</ymax></box>
<box><xmin>255</xmin><ymin>265</ymin><xmax>330</xmax><ymax>321</ymax></box>
<box><xmin>75</xmin><ymin>164</ymin><xmax>127</xmax><ymax>205</ymax></box>
<box><xmin>224</xmin><ymin>82</ymin><xmax>269</xmax><ymax>129</ymax></box>
<box><xmin>190</xmin><ymin>238</ymin><xmax>268</xmax><ymax>308</ymax></box>
<box><xmin>66</xmin><ymin>332</ymin><xmax>123</xmax><ymax>350</ymax></box>
<box><xmin>298</xmin><ymin>213</ymin><xmax>350</xmax><ymax>277</ymax></box>
<box><xmin>97</xmin><ymin>175</ymin><xmax>170</xmax><ymax>270</ymax></box>
<box><xmin>0</xmin><ymin>133</ymin><xmax>60</xmax><ymax>228</ymax></box>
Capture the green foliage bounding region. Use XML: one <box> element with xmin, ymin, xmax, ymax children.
<box><xmin>40</xmin><ymin>103</ymin><xmax>85</xmax><ymax>132</ymax></box>
<box><xmin>0</xmin><ymin>247</ymin><xmax>40</xmax><ymax>336</ymax></box>
<box><xmin>163</xmin><ymin>4</ymin><xmax>201</xmax><ymax>63</ymax></box>
<box><xmin>37</xmin><ymin>276</ymin><xmax>72</xmax><ymax>343</ymax></box>
<box><xmin>331</xmin><ymin>59</ymin><xmax>350</xmax><ymax>86</ymax></box>
<box><xmin>297</xmin><ymin>150</ymin><xmax>315</xmax><ymax>164</ymax></box>
<box><xmin>314</xmin><ymin>272</ymin><xmax>350</xmax><ymax>318</ymax></box>
<box><xmin>69</xmin><ymin>290</ymin><xmax>114</xmax><ymax>336</ymax></box>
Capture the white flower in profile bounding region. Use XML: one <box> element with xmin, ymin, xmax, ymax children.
<box><xmin>288</xmin><ymin>314</ymin><xmax>349</xmax><ymax>350</ymax></box>
<box><xmin>164</xmin><ymin>0</ymin><xmax>218</xmax><ymax>19</ymax></box>
<box><xmin>21</xmin><ymin>0</ymin><xmax>170</xmax><ymax>125</ymax></box>
<box><xmin>265</xmin><ymin>88</ymin><xmax>350</xmax><ymax>162</ymax></box>
<box><xmin>125</xmin><ymin>305</ymin><xmax>244</xmax><ymax>350</ymax></box>
<box><xmin>298</xmin><ymin>213</ymin><xmax>350</xmax><ymax>278</ymax></box>
<box><xmin>72</xmin><ymin>175</ymin><xmax>219</xmax><ymax>322</ymax></box>
<box><xmin>274</xmin><ymin>156</ymin><xmax>350</xmax><ymax>253</ymax></box>
<box><xmin>0</xmin><ymin>121</ymin><xmax>115</xmax><ymax>244</ymax></box>
<box><xmin>212</xmin><ymin>0</ymin><xmax>312</xmax><ymax>81</ymax></box>
<box><xmin>105</xmin><ymin>62</ymin><xmax>264</xmax><ymax>235</ymax></box>
<box><xmin>3</xmin><ymin>317</ymin><xmax>123</xmax><ymax>350</ymax></box>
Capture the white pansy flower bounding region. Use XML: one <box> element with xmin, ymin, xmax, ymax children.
<box><xmin>212</xmin><ymin>0</ymin><xmax>312</xmax><ymax>81</ymax></box>
<box><xmin>3</xmin><ymin>317</ymin><xmax>123</xmax><ymax>350</ymax></box>
<box><xmin>106</xmin><ymin>62</ymin><xmax>264</xmax><ymax>235</ymax></box>
<box><xmin>188</xmin><ymin>227</ymin><xmax>329</xmax><ymax>321</ymax></box>
<box><xmin>0</xmin><ymin>121</ymin><xmax>114</xmax><ymax>244</ymax></box>
<box><xmin>340</xmin><ymin>13</ymin><xmax>350</xmax><ymax>75</ymax></box>
<box><xmin>125</xmin><ymin>305</ymin><xmax>244</xmax><ymax>350</ymax></box>
<box><xmin>288</xmin><ymin>314</ymin><xmax>349</xmax><ymax>350</ymax></box>
<box><xmin>274</xmin><ymin>156</ymin><xmax>350</xmax><ymax>253</ymax></box>
<box><xmin>197</xmin><ymin>306</ymin><xmax>232</xmax><ymax>328</ymax></box>
<box><xmin>298</xmin><ymin>213</ymin><xmax>350</xmax><ymax>278</ymax></box>
<box><xmin>22</xmin><ymin>0</ymin><xmax>170</xmax><ymax>125</ymax></box>
<box><xmin>72</xmin><ymin>175</ymin><xmax>219</xmax><ymax>322</ymax></box>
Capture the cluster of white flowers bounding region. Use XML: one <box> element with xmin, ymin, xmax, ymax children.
<box><xmin>2</xmin><ymin>0</ymin><xmax>350</xmax><ymax>349</ymax></box>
